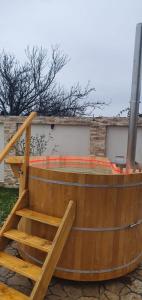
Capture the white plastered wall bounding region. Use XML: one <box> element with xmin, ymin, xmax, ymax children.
<box><xmin>106</xmin><ymin>126</ymin><xmax>142</xmax><ymax>163</ymax></box>
<box><xmin>30</xmin><ymin>124</ymin><xmax>90</xmax><ymax>156</ymax></box>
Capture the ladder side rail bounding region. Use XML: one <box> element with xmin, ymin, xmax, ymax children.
<box><xmin>0</xmin><ymin>189</ymin><xmax>28</xmax><ymax>235</ymax></box>
<box><xmin>0</xmin><ymin>189</ymin><xmax>28</xmax><ymax>250</ymax></box>
<box><xmin>0</xmin><ymin>112</ymin><xmax>37</xmax><ymax>163</ymax></box>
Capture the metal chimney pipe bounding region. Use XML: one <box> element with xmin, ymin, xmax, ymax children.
<box><xmin>126</xmin><ymin>23</ymin><xmax>142</xmax><ymax>170</ymax></box>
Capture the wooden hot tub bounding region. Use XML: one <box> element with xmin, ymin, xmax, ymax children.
<box><xmin>7</xmin><ymin>156</ymin><xmax>142</xmax><ymax>281</ymax></box>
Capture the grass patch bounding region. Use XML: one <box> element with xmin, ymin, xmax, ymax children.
<box><xmin>0</xmin><ymin>187</ymin><xmax>18</xmax><ymax>225</ymax></box>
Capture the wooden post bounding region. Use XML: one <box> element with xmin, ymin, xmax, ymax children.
<box><xmin>21</xmin><ymin>125</ymin><xmax>31</xmax><ymax>193</ymax></box>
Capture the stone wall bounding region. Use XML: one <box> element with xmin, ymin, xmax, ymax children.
<box><xmin>1</xmin><ymin>115</ymin><xmax>142</xmax><ymax>186</ymax></box>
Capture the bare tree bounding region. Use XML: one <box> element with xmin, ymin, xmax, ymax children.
<box><xmin>0</xmin><ymin>46</ymin><xmax>106</xmax><ymax>116</ymax></box>
<box><xmin>116</xmin><ymin>107</ymin><xmax>130</xmax><ymax>117</ymax></box>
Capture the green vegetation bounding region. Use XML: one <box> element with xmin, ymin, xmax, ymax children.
<box><xmin>0</xmin><ymin>187</ymin><xmax>18</xmax><ymax>224</ymax></box>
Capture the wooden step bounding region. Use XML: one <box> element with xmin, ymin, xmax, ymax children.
<box><xmin>0</xmin><ymin>282</ymin><xmax>29</xmax><ymax>299</ymax></box>
<box><xmin>0</xmin><ymin>251</ymin><xmax>41</xmax><ymax>281</ymax></box>
<box><xmin>16</xmin><ymin>208</ymin><xmax>61</xmax><ymax>227</ymax></box>
<box><xmin>3</xmin><ymin>230</ymin><xmax>52</xmax><ymax>252</ymax></box>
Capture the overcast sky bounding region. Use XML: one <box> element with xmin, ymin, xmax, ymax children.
<box><xmin>0</xmin><ymin>0</ymin><xmax>142</xmax><ymax>116</ymax></box>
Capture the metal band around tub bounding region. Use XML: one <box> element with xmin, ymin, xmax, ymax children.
<box><xmin>30</xmin><ymin>175</ymin><xmax>142</xmax><ymax>189</ymax></box>
<box><xmin>30</xmin><ymin>175</ymin><xmax>142</xmax><ymax>232</ymax></box>
<box><xmin>73</xmin><ymin>219</ymin><xmax>142</xmax><ymax>232</ymax></box>
<box><xmin>20</xmin><ymin>246</ymin><xmax>142</xmax><ymax>274</ymax></box>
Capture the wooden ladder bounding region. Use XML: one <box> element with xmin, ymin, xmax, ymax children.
<box><xmin>0</xmin><ymin>112</ymin><xmax>76</xmax><ymax>299</ymax></box>
<box><xmin>0</xmin><ymin>191</ymin><xmax>75</xmax><ymax>299</ymax></box>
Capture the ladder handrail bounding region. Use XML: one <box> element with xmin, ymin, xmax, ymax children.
<box><xmin>0</xmin><ymin>112</ymin><xmax>37</xmax><ymax>163</ymax></box>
